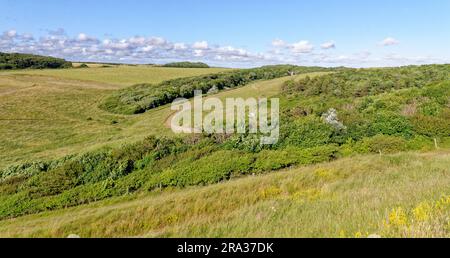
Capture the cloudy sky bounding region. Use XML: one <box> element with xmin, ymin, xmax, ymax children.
<box><xmin>1</xmin><ymin>0</ymin><xmax>450</xmax><ymax>68</ymax></box>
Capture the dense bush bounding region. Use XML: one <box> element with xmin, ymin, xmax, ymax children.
<box><xmin>162</xmin><ymin>62</ymin><xmax>210</xmax><ymax>68</ymax></box>
<box><xmin>158</xmin><ymin>151</ymin><xmax>254</xmax><ymax>187</ymax></box>
<box><xmin>367</xmin><ymin>111</ymin><xmax>413</xmax><ymax>138</ymax></box>
<box><xmin>280</xmin><ymin>116</ymin><xmax>336</xmax><ymax>148</ymax></box>
<box><xmin>282</xmin><ymin>65</ymin><xmax>450</xmax><ymax>98</ymax></box>
<box><xmin>411</xmin><ymin>115</ymin><xmax>450</xmax><ymax>137</ymax></box>
<box><xmin>0</xmin><ymin>52</ymin><xmax>72</xmax><ymax>70</ymax></box>
<box><xmin>0</xmin><ymin>142</ymin><xmax>342</xmax><ymax>219</ymax></box>
<box><xmin>342</xmin><ymin>135</ymin><xmax>408</xmax><ymax>155</ymax></box>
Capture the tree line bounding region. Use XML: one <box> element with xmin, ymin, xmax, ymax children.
<box><xmin>162</xmin><ymin>62</ymin><xmax>210</xmax><ymax>68</ymax></box>
<box><xmin>0</xmin><ymin>52</ymin><xmax>72</xmax><ymax>70</ymax></box>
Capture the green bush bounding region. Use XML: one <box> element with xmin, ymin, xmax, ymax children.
<box><xmin>162</xmin><ymin>62</ymin><xmax>210</xmax><ymax>68</ymax></box>
<box><xmin>253</xmin><ymin>145</ymin><xmax>339</xmax><ymax>172</ymax></box>
<box><xmin>411</xmin><ymin>115</ymin><xmax>450</xmax><ymax>137</ymax></box>
<box><xmin>22</xmin><ymin>162</ymin><xmax>85</xmax><ymax>197</ymax></box>
<box><xmin>343</xmin><ymin>135</ymin><xmax>407</xmax><ymax>154</ymax></box>
<box><xmin>282</xmin><ymin>65</ymin><xmax>450</xmax><ymax>99</ymax></box>
<box><xmin>281</xmin><ymin>116</ymin><xmax>335</xmax><ymax>148</ymax></box>
<box><xmin>159</xmin><ymin>151</ymin><xmax>254</xmax><ymax>187</ymax></box>
<box><xmin>0</xmin><ymin>52</ymin><xmax>72</xmax><ymax>70</ymax></box>
<box><xmin>367</xmin><ymin>111</ymin><xmax>413</xmax><ymax>138</ymax></box>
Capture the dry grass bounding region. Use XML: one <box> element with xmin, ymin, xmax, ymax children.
<box><xmin>1</xmin><ymin>66</ymin><xmax>229</xmax><ymax>86</ymax></box>
<box><xmin>0</xmin><ymin>150</ymin><xmax>448</xmax><ymax>238</ymax></box>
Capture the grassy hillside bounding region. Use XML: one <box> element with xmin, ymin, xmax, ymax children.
<box><xmin>0</xmin><ymin>66</ymin><xmax>229</xmax><ymax>167</ymax></box>
<box><xmin>1</xmin><ymin>66</ymin><xmax>228</xmax><ymax>86</ymax></box>
<box><xmin>0</xmin><ymin>70</ymin><xmax>318</xmax><ymax>169</ymax></box>
<box><xmin>0</xmin><ymin>150</ymin><xmax>448</xmax><ymax>238</ymax></box>
<box><xmin>0</xmin><ymin>73</ymin><xmax>329</xmax><ymax>220</ymax></box>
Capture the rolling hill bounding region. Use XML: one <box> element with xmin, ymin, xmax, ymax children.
<box><xmin>0</xmin><ymin>62</ymin><xmax>449</xmax><ymax>238</ymax></box>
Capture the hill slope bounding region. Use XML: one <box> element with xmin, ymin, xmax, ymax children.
<box><xmin>0</xmin><ymin>66</ymin><xmax>229</xmax><ymax>167</ymax></box>
<box><xmin>0</xmin><ymin>150</ymin><xmax>448</xmax><ymax>238</ymax></box>
<box><xmin>0</xmin><ymin>64</ymin><xmax>449</xmax><ymax>238</ymax></box>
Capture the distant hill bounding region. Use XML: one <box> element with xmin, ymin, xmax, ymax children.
<box><xmin>162</xmin><ymin>61</ymin><xmax>210</xmax><ymax>68</ymax></box>
<box><xmin>0</xmin><ymin>52</ymin><xmax>72</xmax><ymax>70</ymax></box>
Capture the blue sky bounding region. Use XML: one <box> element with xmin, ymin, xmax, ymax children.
<box><xmin>1</xmin><ymin>0</ymin><xmax>449</xmax><ymax>67</ymax></box>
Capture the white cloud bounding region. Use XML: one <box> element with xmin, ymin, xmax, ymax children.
<box><xmin>320</xmin><ymin>41</ymin><xmax>336</xmax><ymax>49</ymax></box>
<box><xmin>128</xmin><ymin>36</ymin><xmax>146</xmax><ymax>45</ymax></box>
<box><xmin>2</xmin><ymin>29</ymin><xmax>446</xmax><ymax>67</ymax></box>
<box><xmin>192</xmin><ymin>41</ymin><xmax>208</xmax><ymax>49</ymax></box>
<box><xmin>272</xmin><ymin>39</ymin><xmax>286</xmax><ymax>47</ymax></box>
<box><xmin>77</xmin><ymin>33</ymin><xmax>89</xmax><ymax>41</ymax></box>
<box><xmin>290</xmin><ymin>41</ymin><xmax>314</xmax><ymax>53</ymax></box>
<box><xmin>173</xmin><ymin>42</ymin><xmax>187</xmax><ymax>50</ymax></box>
<box><xmin>6</xmin><ymin>30</ymin><xmax>17</xmax><ymax>38</ymax></box>
<box><xmin>77</xmin><ymin>33</ymin><xmax>98</xmax><ymax>43</ymax></box>
<box><xmin>194</xmin><ymin>49</ymin><xmax>204</xmax><ymax>57</ymax></box>
<box><xmin>380</xmin><ymin>37</ymin><xmax>400</xmax><ymax>46</ymax></box>
<box><xmin>148</xmin><ymin>37</ymin><xmax>166</xmax><ymax>46</ymax></box>
<box><xmin>271</xmin><ymin>39</ymin><xmax>314</xmax><ymax>54</ymax></box>
<box><xmin>142</xmin><ymin>46</ymin><xmax>154</xmax><ymax>52</ymax></box>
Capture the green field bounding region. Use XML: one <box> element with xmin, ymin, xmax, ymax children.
<box><xmin>0</xmin><ymin>150</ymin><xmax>448</xmax><ymax>237</ymax></box>
<box><xmin>1</xmin><ymin>66</ymin><xmax>228</xmax><ymax>86</ymax></box>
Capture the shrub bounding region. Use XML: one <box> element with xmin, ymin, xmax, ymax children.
<box><xmin>253</xmin><ymin>149</ymin><xmax>298</xmax><ymax>172</ymax></box>
<box><xmin>162</xmin><ymin>62</ymin><xmax>210</xmax><ymax>68</ymax></box>
<box><xmin>22</xmin><ymin>161</ymin><xmax>87</xmax><ymax>198</ymax></box>
<box><xmin>282</xmin><ymin>64</ymin><xmax>450</xmax><ymax>99</ymax></box>
<box><xmin>346</xmin><ymin>135</ymin><xmax>408</xmax><ymax>154</ymax></box>
<box><xmin>411</xmin><ymin>115</ymin><xmax>450</xmax><ymax>137</ymax></box>
<box><xmin>367</xmin><ymin>111</ymin><xmax>413</xmax><ymax>138</ymax></box>
<box><xmin>158</xmin><ymin>151</ymin><xmax>254</xmax><ymax>187</ymax></box>
<box><xmin>281</xmin><ymin>116</ymin><xmax>335</xmax><ymax>148</ymax></box>
<box><xmin>0</xmin><ymin>52</ymin><xmax>72</xmax><ymax>69</ymax></box>
<box><xmin>253</xmin><ymin>145</ymin><xmax>339</xmax><ymax>172</ymax></box>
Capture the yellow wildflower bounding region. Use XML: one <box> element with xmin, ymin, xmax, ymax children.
<box><xmin>388</xmin><ymin>207</ymin><xmax>408</xmax><ymax>227</ymax></box>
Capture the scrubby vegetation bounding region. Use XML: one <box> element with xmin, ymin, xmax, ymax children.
<box><xmin>282</xmin><ymin>64</ymin><xmax>449</xmax><ymax>98</ymax></box>
<box><xmin>163</xmin><ymin>61</ymin><xmax>210</xmax><ymax>68</ymax></box>
<box><xmin>0</xmin><ymin>52</ymin><xmax>72</xmax><ymax>70</ymax></box>
<box><xmin>100</xmin><ymin>65</ymin><xmax>335</xmax><ymax>114</ymax></box>
<box><xmin>0</xmin><ymin>150</ymin><xmax>448</xmax><ymax>237</ymax></box>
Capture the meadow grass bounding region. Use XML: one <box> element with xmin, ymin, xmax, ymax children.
<box><xmin>1</xmin><ymin>66</ymin><xmax>229</xmax><ymax>86</ymax></box>
<box><xmin>0</xmin><ymin>150</ymin><xmax>448</xmax><ymax>238</ymax></box>
<box><xmin>0</xmin><ymin>66</ymin><xmax>225</xmax><ymax>168</ymax></box>
<box><xmin>0</xmin><ymin>71</ymin><xmax>325</xmax><ymax>169</ymax></box>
